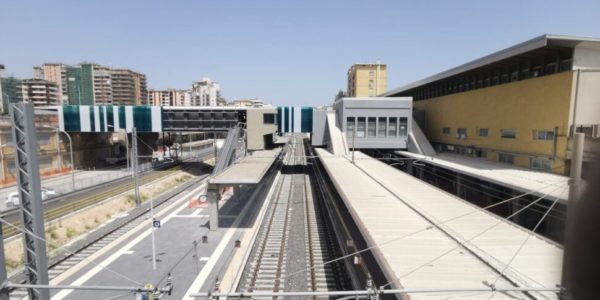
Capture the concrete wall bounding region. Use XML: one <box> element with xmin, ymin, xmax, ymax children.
<box><xmin>246</xmin><ymin>107</ymin><xmax>277</xmax><ymax>150</ymax></box>
<box><xmin>414</xmin><ymin>71</ymin><xmax>573</xmax><ymax>174</ymax></box>
<box><xmin>311</xmin><ymin>108</ymin><xmax>328</xmax><ymax>146</ymax></box>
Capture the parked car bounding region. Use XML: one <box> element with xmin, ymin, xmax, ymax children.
<box><xmin>5</xmin><ymin>187</ymin><xmax>58</xmax><ymax>208</ymax></box>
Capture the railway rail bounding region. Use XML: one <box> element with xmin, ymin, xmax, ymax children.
<box><xmin>9</xmin><ymin>172</ymin><xmax>211</xmax><ymax>299</ymax></box>
<box><xmin>238</xmin><ymin>134</ymin><xmax>349</xmax><ymax>297</ymax></box>
<box><xmin>1</xmin><ymin>164</ymin><xmax>182</xmax><ymax>238</ymax></box>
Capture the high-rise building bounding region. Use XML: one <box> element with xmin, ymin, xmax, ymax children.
<box><xmin>148</xmin><ymin>89</ymin><xmax>191</xmax><ymax>106</ymax></box>
<box><xmin>347</xmin><ymin>62</ymin><xmax>387</xmax><ymax>97</ymax></box>
<box><xmin>111</xmin><ymin>68</ymin><xmax>147</xmax><ymax>105</ymax></box>
<box><xmin>1</xmin><ymin>75</ymin><xmax>22</xmax><ymax>114</ymax></box>
<box><xmin>32</xmin><ymin>63</ymin><xmax>69</xmax><ymax>104</ymax></box>
<box><xmin>17</xmin><ymin>79</ymin><xmax>59</xmax><ymax>106</ymax></box>
<box><xmin>62</xmin><ymin>63</ymin><xmax>147</xmax><ymax>106</ymax></box>
<box><xmin>92</xmin><ymin>64</ymin><xmax>113</xmax><ymax>105</ymax></box>
<box><xmin>192</xmin><ymin>77</ymin><xmax>221</xmax><ymax>106</ymax></box>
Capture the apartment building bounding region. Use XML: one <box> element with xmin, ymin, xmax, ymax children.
<box><xmin>192</xmin><ymin>77</ymin><xmax>220</xmax><ymax>106</ymax></box>
<box><xmin>17</xmin><ymin>79</ymin><xmax>59</xmax><ymax>106</ymax></box>
<box><xmin>41</xmin><ymin>62</ymin><xmax>148</xmax><ymax>106</ymax></box>
<box><xmin>111</xmin><ymin>68</ymin><xmax>147</xmax><ymax>105</ymax></box>
<box><xmin>148</xmin><ymin>89</ymin><xmax>191</xmax><ymax>106</ymax></box>
<box><xmin>33</xmin><ymin>63</ymin><xmax>69</xmax><ymax>104</ymax></box>
<box><xmin>384</xmin><ymin>34</ymin><xmax>600</xmax><ymax>174</ymax></box>
<box><xmin>347</xmin><ymin>62</ymin><xmax>387</xmax><ymax>97</ymax></box>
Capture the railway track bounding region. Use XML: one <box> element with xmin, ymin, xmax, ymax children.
<box><xmin>239</xmin><ymin>134</ymin><xmax>349</xmax><ymax>297</ymax></box>
<box><xmin>2</xmin><ymin>164</ymin><xmax>182</xmax><ymax>238</ymax></box>
<box><xmin>9</xmin><ymin>173</ymin><xmax>211</xmax><ymax>299</ymax></box>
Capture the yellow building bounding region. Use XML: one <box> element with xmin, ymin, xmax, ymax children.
<box><xmin>347</xmin><ymin>62</ymin><xmax>387</xmax><ymax>97</ymax></box>
<box><xmin>384</xmin><ymin>35</ymin><xmax>600</xmax><ymax>175</ymax></box>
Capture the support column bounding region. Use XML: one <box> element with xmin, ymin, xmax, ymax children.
<box><xmin>9</xmin><ymin>103</ymin><xmax>49</xmax><ymax>300</ymax></box>
<box><xmin>0</xmin><ymin>222</ymin><xmax>10</xmax><ymax>300</ymax></box>
<box><xmin>207</xmin><ymin>183</ymin><xmax>220</xmax><ymax>231</ymax></box>
<box><xmin>234</xmin><ymin>185</ymin><xmax>241</xmax><ymax>199</ymax></box>
<box><xmin>456</xmin><ymin>173</ymin><xmax>465</xmax><ymax>198</ymax></box>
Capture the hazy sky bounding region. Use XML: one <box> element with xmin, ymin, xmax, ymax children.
<box><xmin>1</xmin><ymin>0</ymin><xmax>599</xmax><ymax>106</ymax></box>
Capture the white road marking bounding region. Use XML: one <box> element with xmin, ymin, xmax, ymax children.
<box><xmin>199</xmin><ymin>257</ymin><xmax>210</xmax><ymax>262</ymax></box>
<box><xmin>52</xmin><ymin>183</ymin><xmax>207</xmax><ymax>300</ymax></box>
<box><xmin>191</xmin><ymin>208</ymin><xmax>202</xmax><ymax>216</ymax></box>
<box><xmin>122</xmin><ymin>250</ymin><xmax>134</xmax><ymax>255</ymax></box>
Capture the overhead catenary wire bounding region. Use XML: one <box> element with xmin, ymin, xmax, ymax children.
<box><xmin>283</xmin><ymin>164</ymin><xmax>566</xmax><ymax>282</ymax></box>
<box><xmin>485</xmin><ymin>191</ymin><xmax>564</xmax><ymax>299</ymax></box>
<box><xmin>0</xmin><ymin>216</ymin><xmax>143</xmax><ymax>286</ymax></box>
<box><xmin>378</xmin><ymin>185</ymin><xmax>566</xmax><ymax>292</ymax></box>
<box><xmin>408</xmin><ymin>163</ymin><xmax>567</xmax><ymax>222</ymax></box>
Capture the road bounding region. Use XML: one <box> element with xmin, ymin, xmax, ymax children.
<box><xmin>0</xmin><ymin>167</ymin><xmax>129</xmax><ymax>210</ymax></box>
<box><xmin>0</xmin><ymin>147</ymin><xmax>213</xmax><ymax>211</ymax></box>
<box><xmin>1</xmin><ymin>148</ymin><xmax>214</xmax><ymax>238</ymax></box>
<box><xmin>47</xmin><ymin>155</ymin><xmax>279</xmax><ymax>300</ymax></box>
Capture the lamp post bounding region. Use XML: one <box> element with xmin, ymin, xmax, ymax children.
<box><xmin>43</xmin><ymin>125</ymin><xmax>75</xmax><ymax>191</ymax></box>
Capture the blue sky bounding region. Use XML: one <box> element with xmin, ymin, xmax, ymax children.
<box><xmin>1</xmin><ymin>0</ymin><xmax>599</xmax><ymax>106</ymax></box>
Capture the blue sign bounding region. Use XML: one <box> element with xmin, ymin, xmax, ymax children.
<box><xmin>152</xmin><ymin>219</ymin><xmax>161</xmax><ymax>228</ymax></box>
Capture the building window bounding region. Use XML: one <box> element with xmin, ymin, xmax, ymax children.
<box><xmin>457</xmin><ymin>128</ymin><xmax>467</xmax><ymax>138</ymax></box>
<box><xmin>478</xmin><ymin>128</ymin><xmax>489</xmax><ymax>137</ymax></box>
<box><xmin>500</xmin><ymin>128</ymin><xmax>517</xmax><ymax>139</ymax></box>
<box><xmin>477</xmin><ymin>149</ymin><xmax>487</xmax><ymax>159</ymax></box>
<box><xmin>399</xmin><ymin>117</ymin><xmax>408</xmax><ymax>137</ymax></box>
<box><xmin>442</xmin><ymin>127</ymin><xmax>451</xmax><ymax>134</ymax></box>
<box><xmin>378</xmin><ymin>117</ymin><xmax>387</xmax><ymax>137</ymax></box>
<box><xmin>367</xmin><ymin>117</ymin><xmax>377</xmax><ymax>137</ymax></box>
<box><xmin>263</xmin><ymin>113</ymin><xmax>276</xmax><ymax>124</ymax></box>
<box><xmin>356</xmin><ymin>117</ymin><xmax>366</xmax><ymax>138</ymax></box>
<box><xmin>533</xmin><ymin>130</ymin><xmax>555</xmax><ymax>140</ymax></box>
<box><xmin>346</xmin><ymin>117</ymin><xmax>355</xmax><ymax>138</ymax></box>
<box><xmin>498</xmin><ymin>153</ymin><xmax>515</xmax><ymax>165</ymax></box>
<box><xmin>388</xmin><ymin>118</ymin><xmax>397</xmax><ymax>137</ymax></box>
<box><xmin>530</xmin><ymin>157</ymin><xmax>552</xmax><ymax>172</ymax></box>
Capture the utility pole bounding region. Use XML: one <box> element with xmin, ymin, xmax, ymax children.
<box><xmin>352</xmin><ymin>121</ymin><xmax>356</xmax><ymax>164</ymax></box>
<box><xmin>9</xmin><ymin>103</ymin><xmax>50</xmax><ymax>299</ymax></box>
<box><xmin>568</xmin><ymin>133</ymin><xmax>585</xmax><ymax>203</ymax></box>
<box><xmin>132</xmin><ymin>127</ymin><xmax>140</xmax><ymax>207</ymax></box>
<box><xmin>0</xmin><ymin>222</ymin><xmax>9</xmax><ymax>300</ymax></box>
<box><xmin>561</xmin><ymin>132</ymin><xmax>585</xmax><ymax>299</ymax></box>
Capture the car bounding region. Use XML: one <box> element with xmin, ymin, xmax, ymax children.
<box><xmin>5</xmin><ymin>187</ymin><xmax>58</xmax><ymax>208</ymax></box>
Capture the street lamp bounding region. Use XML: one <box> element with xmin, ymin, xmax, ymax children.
<box><xmin>42</xmin><ymin>125</ymin><xmax>75</xmax><ymax>191</ymax></box>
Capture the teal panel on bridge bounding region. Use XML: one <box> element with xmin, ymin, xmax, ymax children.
<box><xmin>277</xmin><ymin>106</ymin><xmax>313</xmax><ymax>133</ymax></box>
<box><xmin>58</xmin><ymin>105</ymin><xmax>162</xmax><ymax>133</ymax></box>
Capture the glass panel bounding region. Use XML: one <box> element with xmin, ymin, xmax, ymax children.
<box><xmin>399</xmin><ymin>117</ymin><xmax>408</xmax><ymax>136</ymax></box>
<box><xmin>367</xmin><ymin>117</ymin><xmax>376</xmax><ymax>137</ymax></box>
<box><xmin>346</xmin><ymin>117</ymin><xmax>355</xmax><ymax>138</ymax></box>
<box><xmin>357</xmin><ymin>117</ymin><xmax>366</xmax><ymax>138</ymax></box>
<box><xmin>378</xmin><ymin>117</ymin><xmax>386</xmax><ymax>137</ymax></box>
<box><xmin>501</xmin><ymin>129</ymin><xmax>517</xmax><ymax>139</ymax></box>
<box><xmin>388</xmin><ymin>118</ymin><xmax>397</xmax><ymax>136</ymax></box>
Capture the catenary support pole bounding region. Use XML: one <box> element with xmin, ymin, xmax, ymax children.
<box><xmin>132</xmin><ymin>127</ymin><xmax>140</xmax><ymax>207</ymax></box>
<box><xmin>561</xmin><ymin>132</ymin><xmax>585</xmax><ymax>299</ymax></box>
<box><xmin>0</xmin><ymin>222</ymin><xmax>9</xmax><ymax>300</ymax></box>
<box><xmin>9</xmin><ymin>103</ymin><xmax>50</xmax><ymax>300</ymax></box>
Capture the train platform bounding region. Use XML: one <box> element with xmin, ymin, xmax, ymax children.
<box><xmin>209</xmin><ymin>149</ymin><xmax>281</xmax><ymax>185</ymax></box>
<box><xmin>397</xmin><ymin>151</ymin><xmax>569</xmax><ymax>202</ymax></box>
<box><xmin>316</xmin><ymin>148</ymin><xmax>563</xmax><ymax>299</ymax></box>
